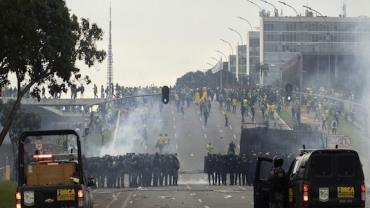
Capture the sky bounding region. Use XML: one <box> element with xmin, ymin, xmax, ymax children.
<box><xmin>65</xmin><ymin>0</ymin><xmax>370</xmax><ymax>90</ymax></box>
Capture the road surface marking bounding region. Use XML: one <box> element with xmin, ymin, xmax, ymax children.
<box><xmin>204</xmin><ymin>206</ymin><xmax>210</xmax><ymax>208</ymax></box>
<box><xmin>104</xmin><ymin>192</ymin><xmax>122</xmax><ymax>208</ymax></box>
<box><xmin>121</xmin><ymin>192</ymin><xmax>134</xmax><ymax>208</ymax></box>
<box><xmin>176</xmin><ymin>144</ymin><xmax>178</xmax><ymax>150</ymax></box>
<box><xmin>202</xmin><ymin>126</ymin><xmax>205</xmax><ymax>130</ymax></box>
<box><xmin>173</xmin><ymin>125</ymin><xmax>176</xmax><ymax>129</ymax></box>
<box><xmin>204</xmin><ymin>134</ymin><xmax>207</xmax><ymax>139</ymax></box>
<box><xmin>224</xmin><ymin>195</ymin><xmax>233</xmax><ymax>199</ymax></box>
<box><xmin>198</xmin><ymin>199</ymin><xmax>203</xmax><ymax>203</ymax></box>
<box><xmin>233</xmin><ymin>134</ymin><xmax>236</xmax><ymax>140</ymax></box>
<box><xmin>229</xmin><ymin>126</ymin><xmax>232</xmax><ymax>130</ymax></box>
<box><xmin>174</xmin><ymin>133</ymin><xmax>177</xmax><ymax>138</ymax></box>
<box><xmin>187</xmin><ymin>185</ymin><xmax>192</xmax><ymax>190</ymax></box>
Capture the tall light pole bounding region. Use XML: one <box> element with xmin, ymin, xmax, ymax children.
<box><xmin>277</xmin><ymin>1</ymin><xmax>299</xmax><ymax>16</ymax></box>
<box><xmin>211</xmin><ymin>57</ymin><xmax>219</xmax><ymax>62</ymax></box>
<box><xmin>220</xmin><ymin>39</ymin><xmax>234</xmax><ymax>54</ymax></box>
<box><xmin>237</xmin><ymin>16</ymin><xmax>253</xmax><ymax>30</ymax></box>
<box><xmin>216</xmin><ymin>50</ymin><xmax>227</xmax><ymax>61</ymax></box>
<box><xmin>246</xmin><ymin>0</ymin><xmax>262</xmax><ymax>11</ymax></box>
<box><xmin>260</xmin><ymin>0</ymin><xmax>278</xmax><ymax>16</ymax></box>
<box><xmin>228</xmin><ymin>27</ymin><xmax>243</xmax><ymax>45</ymax></box>
<box><xmin>216</xmin><ymin>50</ymin><xmax>227</xmax><ymax>89</ymax></box>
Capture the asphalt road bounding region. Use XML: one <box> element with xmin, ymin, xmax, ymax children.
<box><xmin>93</xmin><ymin>185</ymin><xmax>254</xmax><ymax>208</ymax></box>
<box><xmin>93</xmin><ymin>100</ymin><xmax>284</xmax><ymax>208</ymax></box>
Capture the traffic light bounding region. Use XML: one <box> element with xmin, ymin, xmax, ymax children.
<box><xmin>161</xmin><ymin>86</ymin><xmax>170</xmax><ymax>104</ymax></box>
<box><xmin>285</xmin><ymin>83</ymin><xmax>293</xmax><ymax>102</ymax></box>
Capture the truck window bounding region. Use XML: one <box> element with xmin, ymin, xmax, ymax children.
<box><xmin>311</xmin><ymin>155</ymin><xmax>332</xmax><ymax>177</ymax></box>
<box><xmin>336</xmin><ymin>154</ymin><xmax>355</xmax><ymax>177</ymax></box>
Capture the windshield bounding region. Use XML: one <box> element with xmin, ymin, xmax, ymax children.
<box><xmin>20</xmin><ymin>134</ymin><xmax>80</xmax><ymax>186</ymax></box>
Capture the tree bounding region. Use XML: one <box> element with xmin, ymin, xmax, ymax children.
<box><xmin>0</xmin><ymin>0</ymin><xmax>106</xmax><ymax>145</ymax></box>
<box><xmin>0</xmin><ymin>100</ymin><xmax>41</xmax><ymax>179</ymax></box>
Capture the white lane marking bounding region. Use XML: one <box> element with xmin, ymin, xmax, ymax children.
<box><xmin>202</xmin><ymin>126</ymin><xmax>205</xmax><ymax>130</ymax></box>
<box><xmin>204</xmin><ymin>134</ymin><xmax>207</xmax><ymax>139</ymax></box>
<box><xmin>233</xmin><ymin>134</ymin><xmax>236</xmax><ymax>140</ymax></box>
<box><xmin>204</xmin><ymin>206</ymin><xmax>210</xmax><ymax>208</ymax></box>
<box><xmin>190</xmin><ymin>193</ymin><xmax>197</xmax><ymax>196</ymax></box>
<box><xmin>198</xmin><ymin>199</ymin><xmax>203</xmax><ymax>203</ymax></box>
<box><xmin>174</xmin><ymin>133</ymin><xmax>177</xmax><ymax>138</ymax></box>
<box><xmin>187</xmin><ymin>185</ymin><xmax>192</xmax><ymax>190</ymax></box>
<box><xmin>219</xmin><ymin>129</ymin><xmax>223</xmax><ymax>133</ymax></box>
<box><xmin>224</xmin><ymin>195</ymin><xmax>233</xmax><ymax>199</ymax></box>
<box><xmin>229</xmin><ymin>126</ymin><xmax>232</xmax><ymax>130</ymax></box>
<box><xmin>121</xmin><ymin>192</ymin><xmax>134</xmax><ymax>208</ymax></box>
<box><xmin>176</xmin><ymin>144</ymin><xmax>178</xmax><ymax>150</ymax></box>
<box><xmin>105</xmin><ymin>192</ymin><xmax>122</xmax><ymax>208</ymax></box>
<box><xmin>173</xmin><ymin>125</ymin><xmax>176</xmax><ymax>129</ymax></box>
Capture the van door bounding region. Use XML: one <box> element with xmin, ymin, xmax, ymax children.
<box><xmin>254</xmin><ymin>157</ymin><xmax>273</xmax><ymax>208</ymax></box>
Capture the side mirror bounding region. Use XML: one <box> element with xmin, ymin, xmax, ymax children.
<box><xmin>87</xmin><ymin>177</ymin><xmax>96</xmax><ymax>187</ymax></box>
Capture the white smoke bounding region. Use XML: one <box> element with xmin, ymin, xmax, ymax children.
<box><xmin>99</xmin><ymin>97</ymin><xmax>164</xmax><ymax>156</ymax></box>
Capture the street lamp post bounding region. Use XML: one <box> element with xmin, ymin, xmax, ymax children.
<box><xmin>228</xmin><ymin>27</ymin><xmax>243</xmax><ymax>45</ymax></box>
<box><xmin>216</xmin><ymin>50</ymin><xmax>227</xmax><ymax>89</ymax></box>
<box><xmin>237</xmin><ymin>16</ymin><xmax>253</xmax><ymax>31</ymax></box>
<box><xmin>260</xmin><ymin>0</ymin><xmax>278</xmax><ymax>16</ymax></box>
<box><xmin>220</xmin><ymin>39</ymin><xmax>234</xmax><ymax>55</ymax></box>
<box><xmin>277</xmin><ymin>1</ymin><xmax>299</xmax><ymax>16</ymax></box>
<box><xmin>246</xmin><ymin>0</ymin><xmax>262</xmax><ymax>11</ymax></box>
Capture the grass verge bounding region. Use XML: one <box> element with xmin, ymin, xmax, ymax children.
<box><xmin>0</xmin><ymin>180</ymin><xmax>16</xmax><ymax>208</ymax></box>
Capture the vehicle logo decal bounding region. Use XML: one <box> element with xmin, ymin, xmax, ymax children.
<box><xmin>24</xmin><ymin>191</ymin><xmax>34</xmax><ymax>206</ymax></box>
<box><xmin>319</xmin><ymin>187</ymin><xmax>329</xmax><ymax>202</ymax></box>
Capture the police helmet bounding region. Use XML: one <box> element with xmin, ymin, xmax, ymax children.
<box><xmin>273</xmin><ymin>156</ymin><xmax>284</xmax><ymax>168</ymax></box>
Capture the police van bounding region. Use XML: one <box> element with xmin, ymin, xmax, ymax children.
<box><xmin>254</xmin><ymin>149</ymin><xmax>365</xmax><ymax>208</ymax></box>
<box><xmin>16</xmin><ymin>130</ymin><xmax>95</xmax><ymax>208</ymax></box>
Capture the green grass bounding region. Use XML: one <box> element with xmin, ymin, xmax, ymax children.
<box><xmin>0</xmin><ymin>180</ymin><xmax>16</xmax><ymax>208</ymax></box>
<box><xmin>278</xmin><ymin>108</ymin><xmax>294</xmax><ymax>128</ymax></box>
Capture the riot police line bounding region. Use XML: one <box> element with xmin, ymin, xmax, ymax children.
<box><xmin>204</xmin><ymin>153</ymin><xmax>254</xmax><ymax>186</ymax></box>
<box><xmin>85</xmin><ymin>153</ymin><xmax>180</xmax><ymax>188</ymax></box>
<box><xmin>203</xmin><ymin>152</ymin><xmax>293</xmax><ymax>186</ymax></box>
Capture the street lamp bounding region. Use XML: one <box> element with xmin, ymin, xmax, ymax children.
<box><xmin>246</xmin><ymin>0</ymin><xmax>262</xmax><ymax>11</ymax></box>
<box><xmin>237</xmin><ymin>16</ymin><xmax>253</xmax><ymax>30</ymax></box>
<box><xmin>216</xmin><ymin>50</ymin><xmax>228</xmax><ymax>61</ymax></box>
<box><xmin>215</xmin><ymin>50</ymin><xmax>227</xmax><ymax>89</ymax></box>
<box><xmin>228</xmin><ymin>27</ymin><xmax>243</xmax><ymax>45</ymax></box>
<box><xmin>211</xmin><ymin>57</ymin><xmax>219</xmax><ymax>62</ymax></box>
<box><xmin>260</xmin><ymin>0</ymin><xmax>278</xmax><ymax>16</ymax></box>
<box><xmin>220</xmin><ymin>39</ymin><xmax>234</xmax><ymax>54</ymax></box>
<box><xmin>277</xmin><ymin>1</ymin><xmax>299</xmax><ymax>16</ymax></box>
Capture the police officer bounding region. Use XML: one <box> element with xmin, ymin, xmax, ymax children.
<box><xmin>204</xmin><ymin>154</ymin><xmax>214</xmax><ymax>185</ymax></box>
<box><xmin>268</xmin><ymin>156</ymin><xmax>287</xmax><ymax>208</ymax></box>
<box><xmin>228</xmin><ymin>141</ymin><xmax>236</xmax><ymax>155</ymax></box>
<box><xmin>152</xmin><ymin>153</ymin><xmax>161</xmax><ymax>187</ymax></box>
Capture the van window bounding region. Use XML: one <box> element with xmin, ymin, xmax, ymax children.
<box><xmin>337</xmin><ymin>154</ymin><xmax>355</xmax><ymax>177</ymax></box>
<box><xmin>311</xmin><ymin>155</ymin><xmax>332</xmax><ymax>177</ymax></box>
